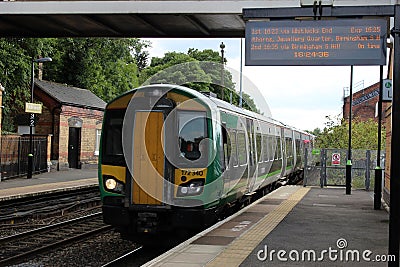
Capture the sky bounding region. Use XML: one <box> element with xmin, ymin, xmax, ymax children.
<box><xmin>144</xmin><ymin>38</ymin><xmax>386</xmax><ymax>131</ymax></box>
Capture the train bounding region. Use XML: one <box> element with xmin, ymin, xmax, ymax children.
<box><xmin>98</xmin><ymin>84</ymin><xmax>313</xmax><ymax>242</ymax></box>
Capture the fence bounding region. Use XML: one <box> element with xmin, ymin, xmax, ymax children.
<box><xmin>304</xmin><ymin>148</ymin><xmax>385</xmax><ymax>190</ymax></box>
<box><xmin>0</xmin><ymin>135</ymin><xmax>49</xmax><ymax>180</ymax></box>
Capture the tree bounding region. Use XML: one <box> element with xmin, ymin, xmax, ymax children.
<box><xmin>140</xmin><ymin>48</ymin><xmax>259</xmax><ymax>112</ymax></box>
<box><xmin>315</xmin><ymin>115</ymin><xmax>385</xmax><ymax>150</ymax></box>
<box><xmin>131</xmin><ymin>39</ymin><xmax>151</xmax><ymax>71</ymax></box>
<box><xmin>0</xmin><ymin>38</ymin><xmax>56</xmax><ymax>132</ymax></box>
<box><xmin>307</xmin><ymin>128</ymin><xmax>322</xmax><ymax>136</ymax></box>
<box><xmin>0</xmin><ymin>37</ymin><xmax>148</xmax><ymax>132</ymax></box>
<box><xmin>46</xmin><ymin>38</ymin><xmax>143</xmax><ymax>102</ymax></box>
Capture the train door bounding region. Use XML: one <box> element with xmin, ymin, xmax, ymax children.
<box><xmin>294</xmin><ymin>132</ymin><xmax>302</xmax><ymax>170</ymax></box>
<box><xmin>132</xmin><ymin>111</ymin><xmax>164</xmax><ymax>205</ymax></box>
<box><xmin>221</xmin><ymin>123</ymin><xmax>231</xmax><ymax>192</ymax></box>
<box><xmin>246</xmin><ymin>118</ymin><xmax>257</xmax><ymax>192</ymax></box>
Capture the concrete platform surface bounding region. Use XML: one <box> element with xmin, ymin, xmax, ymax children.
<box><xmin>241</xmin><ymin>187</ymin><xmax>389</xmax><ymax>266</ymax></box>
<box><xmin>144</xmin><ymin>186</ymin><xmax>390</xmax><ymax>267</ymax></box>
<box><xmin>0</xmin><ymin>169</ymin><xmax>98</xmax><ymax>200</ymax></box>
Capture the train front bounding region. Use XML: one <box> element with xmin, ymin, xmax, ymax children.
<box><xmin>98</xmin><ymin>85</ymin><xmax>222</xmax><ymax>241</ymax></box>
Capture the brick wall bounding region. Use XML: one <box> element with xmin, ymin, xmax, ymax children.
<box><xmin>384</xmin><ymin>104</ymin><xmax>392</xmax><ymax>205</ymax></box>
<box><xmin>35</xmin><ymin>105</ymin><xmax>61</xmax><ymax>162</ymax></box>
<box><xmin>343</xmin><ymin>82</ymin><xmax>391</xmax><ymax>124</ymax></box>
<box><xmin>58</xmin><ymin>105</ymin><xmax>103</xmax><ymax>170</ymax></box>
<box><xmin>0</xmin><ymin>85</ymin><xmax>3</xmax><ymax>152</ymax></box>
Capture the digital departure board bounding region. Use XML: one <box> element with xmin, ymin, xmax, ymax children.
<box><xmin>245</xmin><ymin>19</ymin><xmax>387</xmax><ymax>66</ymax></box>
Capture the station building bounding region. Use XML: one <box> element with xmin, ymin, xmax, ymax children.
<box><xmin>342</xmin><ymin>79</ymin><xmax>393</xmax><ymax>205</ymax></box>
<box><xmin>342</xmin><ymin>81</ymin><xmax>391</xmax><ymax>124</ymax></box>
<box><xmin>32</xmin><ymin>79</ymin><xmax>106</xmax><ymax>171</ymax></box>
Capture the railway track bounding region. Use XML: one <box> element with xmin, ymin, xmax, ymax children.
<box><xmin>0</xmin><ymin>212</ymin><xmax>112</xmax><ymax>266</ymax></box>
<box><xmin>0</xmin><ymin>186</ymin><xmax>100</xmax><ymax>224</ymax></box>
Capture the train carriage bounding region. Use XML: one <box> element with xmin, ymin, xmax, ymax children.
<box><xmin>98</xmin><ymin>84</ymin><xmax>313</xmax><ymax>241</ymax></box>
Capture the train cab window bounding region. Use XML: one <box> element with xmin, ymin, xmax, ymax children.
<box><xmin>102</xmin><ymin>109</ymin><xmax>125</xmax><ymax>166</ymax></box>
<box><xmin>237</xmin><ymin>131</ymin><xmax>247</xmax><ymax>165</ymax></box>
<box><xmin>178</xmin><ymin>111</ymin><xmax>207</xmax><ymax>161</ymax></box>
<box><xmin>105</xmin><ymin>118</ymin><xmax>123</xmax><ymax>155</ymax></box>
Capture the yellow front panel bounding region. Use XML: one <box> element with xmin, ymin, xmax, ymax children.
<box><xmin>102</xmin><ymin>165</ymin><xmax>126</xmax><ymax>183</ymax></box>
<box><xmin>174</xmin><ymin>168</ymin><xmax>207</xmax><ymax>196</ymax></box>
<box><xmin>132</xmin><ymin>111</ymin><xmax>164</xmax><ymax>205</ymax></box>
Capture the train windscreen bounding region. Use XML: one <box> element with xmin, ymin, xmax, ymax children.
<box><xmin>178</xmin><ymin>111</ymin><xmax>207</xmax><ymax>161</ymax></box>
<box><xmin>102</xmin><ymin>109</ymin><xmax>125</xmax><ymax>166</ymax></box>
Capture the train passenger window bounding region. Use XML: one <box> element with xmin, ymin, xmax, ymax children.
<box><xmin>269</xmin><ymin>136</ymin><xmax>274</xmax><ymax>161</ymax></box>
<box><xmin>178</xmin><ymin>111</ymin><xmax>207</xmax><ymax>161</ymax></box>
<box><xmin>296</xmin><ymin>139</ymin><xmax>302</xmax><ymax>161</ymax></box>
<box><xmin>263</xmin><ymin>134</ymin><xmax>268</xmax><ymax>162</ymax></box>
<box><xmin>286</xmin><ymin>137</ymin><xmax>293</xmax><ymax>158</ymax></box>
<box><xmin>237</xmin><ymin>131</ymin><xmax>247</xmax><ymax>165</ymax></box>
<box><xmin>230</xmin><ymin>130</ymin><xmax>238</xmax><ymax>166</ymax></box>
<box><xmin>275</xmin><ymin>136</ymin><xmax>281</xmax><ymax>159</ymax></box>
<box><xmin>256</xmin><ymin>133</ymin><xmax>262</xmax><ymax>163</ymax></box>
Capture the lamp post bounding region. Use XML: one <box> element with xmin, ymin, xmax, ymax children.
<box><xmin>220</xmin><ymin>42</ymin><xmax>225</xmax><ymax>100</ymax></box>
<box><xmin>345</xmin><ymin>65</ymin><xmax>353</xmax><ymax>194</ymax></box>
<box><xmin>27</xmin><ymin>57</ymin><xmax>52</xmax><ymax>179</ymax></box>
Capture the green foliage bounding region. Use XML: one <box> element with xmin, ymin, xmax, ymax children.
<box><xmin>0</xmin><ymin>38</ymin><xmax>56</xmax><ymax>132</ymax></box>
<box><xmin>306</xmin><ymin>128</ymin><xmax>322</xmax><ymax>136</ymax></box>
<box><xmin>0</xmin><ymin>37</ymin><xmax>260</xmax><ymax>132</ymax></box>
<box><xmin>315</xmin><ymin>115</ymin><xmax>385</xmax><ymax>150</ymax></box>
<box><xmin>140</xmin><ymin>48</ymin><xmax>259</xmax><ymax>112</ymax></box>
<box><xmin>45</xmin><ymin>38</ymin><xmax>143</xmax><ymax>102</ymax></box>
<box><xmin>0</xmin><ymin>37</ymin><xmax>147</xmax><ymax>132</ymax></box>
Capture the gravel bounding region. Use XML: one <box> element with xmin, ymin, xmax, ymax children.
<box><xmin>19</xmin><ymin>231</ymin><xmax>137</xmax><ymax>267</ymax></box>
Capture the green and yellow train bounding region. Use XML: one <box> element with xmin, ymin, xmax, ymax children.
<box><xmin>98</xmin><ymin>84</ymin><xmax>313</xmax><ymax>241</ymax></box>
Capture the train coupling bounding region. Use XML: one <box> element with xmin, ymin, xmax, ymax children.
<box><xmin>137</xmin><ymin>212</ymin><xmax>158</xmax><ymax>233</ymax></box>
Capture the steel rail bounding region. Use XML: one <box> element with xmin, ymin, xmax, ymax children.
<box><xmin>0</xmin><ymin>212</ymin><xmax>112</xmax><ymax>266</ymax></box>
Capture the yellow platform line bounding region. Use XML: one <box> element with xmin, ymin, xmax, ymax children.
<box><xmin>206</xmin><ymin>187</ymin><xmax>310</xmax><ymax>267</ymax></box>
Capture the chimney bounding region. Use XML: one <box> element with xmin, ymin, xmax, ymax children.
<box><xmin>38</xmin><ymin>62</ymin><xmax>43</xmax><ymax>80</ymax></box>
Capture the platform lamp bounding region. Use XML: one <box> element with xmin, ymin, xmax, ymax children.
<box><xmin>27</xmin><ymin>57</ymin><xmax>52</xmax><ymax>179</ymax></box>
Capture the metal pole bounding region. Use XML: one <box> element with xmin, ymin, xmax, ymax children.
<box><xmin>239</xmin><ymin>38</ymin><xmax>243</xmax><ymax>108</ymax></box>
<box><xmin>346</xmin><ymin>65</ymin><xmax>353</xmax><ymax>195</ymax></box>
<box><xmin>389</xmin><ymin>5</ymin><xmax>400</xmax><ymax>265</ymax></box>
<box><xmin>27</xmin><ymin>59</ymin><xmax>34</xmax><ymax>179</ymax></box>
<box><xmin>374</xmin><ymin>65</ymin><xmax>383</xmax><ymax>210</ymax></box>
<box><xmin>220</xmin><ymin>42</ymin><xmax>225</xmax><ymax>101</ymax></box>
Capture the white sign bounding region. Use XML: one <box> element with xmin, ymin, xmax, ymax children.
<box><xmin>382</xmin><ymin>79</ymin><xmax>393</xmax><ymax>102</ymax></box>
<box><xmin>332</xmin><ymin>153</ymin><xmax>340</xmax><ymax>165</ymax></box>
<box><xmin>25</xmin><ymin>102</ymin><xmax>42</xmax><ymax>114</ymax></box>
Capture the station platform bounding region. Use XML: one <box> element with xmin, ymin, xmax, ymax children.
<box><xmin>0</xmin><ymin>169</ymin><xmax>98</xmax><ymax>201</ymax></box>
<box><xmin>144</xmin><ymin>186</ymin><xmax>390</xmax><ymax>267</ymax></box>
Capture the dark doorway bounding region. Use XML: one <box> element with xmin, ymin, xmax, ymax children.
<box><xmin>68</xmin><ymin>127</ymin><xmax>81</xmax><ymax>168</ymax></box>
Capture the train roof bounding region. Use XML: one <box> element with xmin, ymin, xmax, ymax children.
<box><xmin>109</xmin><ymin>84</ymin><xmax>313</xmax><ymax>136</ymax></box>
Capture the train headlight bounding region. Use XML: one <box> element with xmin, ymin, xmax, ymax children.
<box><xmin>103</xmin><ymin>175</ymin><xmax>125</xmax><ymax>194</ymax></box>
<box><xmin>105</xmin><ymin>178</ymin><xmax>117</xmax><ymax>190</ymax></box>
<box><xmin>177</xmin><ymin>179</ymin><xmax>204</xmax><ymax>197</ymax></box>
